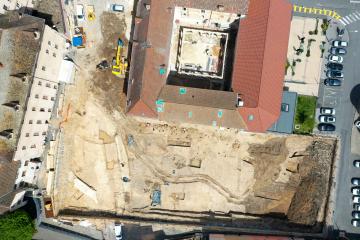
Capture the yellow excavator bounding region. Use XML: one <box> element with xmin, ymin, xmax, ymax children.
<box><xmin>112</xmin><ymin>38</ymin><xmax>128</xmax><ymax>78</ymax></box>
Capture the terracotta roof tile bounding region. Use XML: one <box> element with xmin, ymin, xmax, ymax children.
<box><xmin>232</xmin><ymin>0</ymin><xmax>292</xmax><ymax>132</ymax></box>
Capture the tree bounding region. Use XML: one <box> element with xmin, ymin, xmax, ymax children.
<box><xmin>0</xmin><ymin>210</ymin><xmax>36</xmax><ymax>240</ymax></box>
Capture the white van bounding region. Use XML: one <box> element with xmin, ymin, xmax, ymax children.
<box><xmin>76</xmin><ymin>4</ymin><xmax>85</xmax><ymax>21</ymax></box>
<box><xmin>114</xmin><ymin>223</ymin><xmax>123</xmax><ymax>240</ymax></box>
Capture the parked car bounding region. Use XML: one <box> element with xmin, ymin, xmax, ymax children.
<box><xmin>76</xmin><ymin>4</ymin><xmax>85</xmax><ymax>21</ymax></box>
<box><xmin>353</xmin><ymin>188</ymin><xmax>360</xmax><ymax>195</ymax></box>
<box><xmin>114</xmin><ymin>223</ymin><xmax>123</xmax><ymax>240</ymax></box>
<box><xmin>326</xmin><ymin>70</ymin><xmax>343</xmax><ymax>78</ymax></box>
<box><xmin>333</xmin><ymin>40</ymin><xmax>348</xmax><ymax>47</ymax></box>
<box><xmin>353</xmin><ymin>178</ymin><xmax>360</xmax><ymax>185</ymax></box>
<box><xmin>355</xmin><ymin>119</ymin><xmax>360</xmax><ymax>131</ymax></box>
<box><xmin>354</xmin><ymin>196</ymin><xmax>360</xmax><ymax>203</ymax></box>
<box><xmin>355</xmin><ymin>204</ymin><xmax>360</xmax><ymax>211</ymax></box>
<box><xmin>318</xmin><ymin>123</ymin><xmax>336</xmax><ymax>131</ymax></box>
<box><xmin>320</xmin><ymin>107</ymin><xmax>335</xmax><ymax>115</ymax></box>
<box><xmin>353</xmin><ymin>211</ymin><xmax>360</xmax><ymax>219</ymax></box>
<box><xmin>354</xmin><ymin>160</ymin><xmax>360</xmax><ymax>168</ymax></box>
<box><xmin>330</xmin><ymin>47</ymin><xmax>347</xmax><ymax>55</ymax></box>
<box><xmin>110</xmin><ymin>4</ymin><xmax>124</xmax><ymax>12</ymax></box>
<box><xmin>328</xmin><ymin>54</ymin><xmax>344</xmax><ymax>63</ymax></box>
<box><xmin>352</xmin><ymin>219</ymin><xmax>360</xmax><ymax>227</ymax></box>
<box><xmin>327</xmin><ymin>62</ymin><xmax>343</xmax><ymax>71</ymax></box>
<box><xmin>324</xmin><ymin>78</ymin><xmax>341</xmax><ymax>86</ymax></box>
<box><xmin>319</xmin><ymin>115</ymin><xmax>336</xmax><ymax>123</ymax></box>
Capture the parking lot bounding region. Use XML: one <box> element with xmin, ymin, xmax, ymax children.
<box><xmin>314</xmin><ymin>20</ymin><xmax>349</xmax><ymax>136</ymax></box>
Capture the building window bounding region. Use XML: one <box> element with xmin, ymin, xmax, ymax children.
<box><xmin>25</xmin><ymin>133</ymin><xmax>30</xmax><ymax>137</ymax></box>
<box><xmin>54</xmin><ymin>84</ymin><xmax>57</xmax><ymax>89</ymax></box>
<box><xmin>22</xmin><ymin>146</ymin><xmax>26</xmax><ymax>150</ymax></box>
<box><xmin>55</xmin><ymin>44</ymin><xmax>58</xmax><ymax>49</ymax></box>
<box><xmin>29</xmin><ymin>120</ymin><xmax>33</xmax><ymax>124</ymax></box>
<box><xmin>53</xmin><ymin>53</ymin><xmax>56</xmax><ymax>57</ymax></box>
<box><xmin>42</xmin><ymin>131</ymin><xmax>47</xmax><ymax>136</ymax></box>
<box><xmin>38</xmin><ymin>81</ymin><xmax>42</xmax><ymax>86</ymax></box>
<box><xmin>36</xmin><ymin>120</ymin><xmax>42</xmax><ymax>124</ymax></box>
<box><xmin>46</xmin><ymin>49</ymin><xmax>49</xmax><ymax>54</ymax></box>
<box><xmin>32</xmin><ymin>107</ymin><xmax>36</xmax><ymax>111</ymax></box>
<box><xmin>22</xmin><ymin>171</ymin><xmax>26</xmax><ymax>177</ymax></box>
<box><xmin>33</xmin><ymin>132</ymin><xmax>39</xmax><ymax>136</ymax></box>
<box><xmin>51</xmin><ymin>97</ymin><xmax>55</xmax><ymax>101</ymax></box>
<box><xmin>41</xmin><ymin>66</ymin><xmax>46</xmax><ymax>71</ymax></box>
<box><xmin>40</xmin><ymin>108</ymin><xmax>45</xmax><ymax>112</ymax></box>
<box><xmin>43</xmin><ymin>95</ymin><xmax>48</xmax><ymax>100</ymax></box>
<box><xmin>48</xmin><ymin>108</ymin><xmax>52</xmax><ymax>112</ymax></box>
<box><xmin>48</xmin><ymin>41</ymin><xmax>51</xmax><ymax>45</ymax></box>
<box><xmin>30</xmin><ymin>144</ymin><xmax>36</xmax><ymax>148</ymax></box>
<box><xmin>46</xmin><ymin>83</ymin><xmax>51</xmax><ymax>88</ymax></box>
<box><xmin>281</xmin><ymin>103</ymin><xmax>290</xmax><ymax>112</ymax></box>
<box><xmin>35</xmin><ymin>94</ymin><xmax>39</xmax><ymax>99</ymax></box>
<box><xmin>24</xmin><ymin>161</ymin><xmax>29</xmax><ymax>166</ymax></box>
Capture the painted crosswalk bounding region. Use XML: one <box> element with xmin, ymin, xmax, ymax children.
<box><xmin>339</xmin><ymin>11</ymin><xmax>360</xmax><ymax>26</ymax></box>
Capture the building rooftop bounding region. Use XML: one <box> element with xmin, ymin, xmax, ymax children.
<box><xmin>268</xmin><ymin>91</ymin><xmax>297</xmax><ymax>134</ymax></box>
<box><xmin>126</xmin><ymin>0</ymin><xmax>292</xmax><ymax>132</ymax></box>
<box><xmin>0</xmin><ymin>12</ymin><xmax>45</xmax><ymax>212</ymax></box>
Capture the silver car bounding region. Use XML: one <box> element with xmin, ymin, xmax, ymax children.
<box><xmin>319</xmin><ymin>115</ymin><xmax>335</xmax><ymax>123</ymax></box>
<box><xmin>352</xmin><ymin>178</ymin><xmax>360</xmax><ymax>185</ymax></box>
<box><xmin>353</xmin><ymin>187</ymin><xmax>360</xmax><ymax>195</ymax></box>
<box><xmin>354</xmin><ymin>196</ymin><xmax>360</xmax><ymax>203</ymax></box>
<box><xmin>354</xmin><ymin>160</ymin><xmax>360</xmax><ymax>168</ymax></box>
<box><xmin>352</xmin><ymin>219</ymin><xmax>360</xmax><ymax>227</ymax></box>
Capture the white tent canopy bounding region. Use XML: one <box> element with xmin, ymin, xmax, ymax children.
<box><xmin>58</xmin><ymin>59</ymin><xmax>75</xmax><ymax>84</ymax></box>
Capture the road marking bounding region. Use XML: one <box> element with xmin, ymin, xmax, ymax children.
<box><xmin>342</xmin><ymin>17</ymin><xmax>350</xmax><ymax>24</ymax></box>
<box><xmin>339</xmin><ymin>19</ymin><xmax>347</xmax><ymax>25</ymax></box>
<box><xmin>293</xmin><ymin>4</ymin><xmax>341</xmax><ymax>19</ymax></box>
<box><xmin>349</xmin><ymin>14</ymin><xmax>357</xmax><ymax>21</ymax></box>
<box><xmin>350</xmin><ymin>0</ymin><xmax>360</xmax><ymax>3</ymax></box>
<box><xmin>353</xmin><ymin>13</ymin><xmax>360</xmax><ymax>20</ymax></box>
<box><xmin>344</xmin><ymin>16</ymin><xmax>353</xmax><ymax>23</ymax></box>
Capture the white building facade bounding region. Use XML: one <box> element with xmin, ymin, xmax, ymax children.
<box><xmin>14</xmin><ymin>25</ymin><xmax>67</xmax><ymax>186</ymax></box>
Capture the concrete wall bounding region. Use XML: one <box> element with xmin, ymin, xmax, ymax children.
<box><xmin>0</xmin><ymin>0</ymin><xmax>33</xmax><ymax>14</ymax></box>
<box><xmin>9</xmin><ymin>190</ymin><xmax>27</xmax><ymax>210</ymax></box>
<box><xmin>14</xmin><ymin>25</ymin><xmax>66</xmax><ymax>185</ymax></box>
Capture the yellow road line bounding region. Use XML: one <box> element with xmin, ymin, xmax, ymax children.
<box><xmin>293</xmin><ymin>4</ymin><xmax>341</xmax><ymax>20</ymax></box>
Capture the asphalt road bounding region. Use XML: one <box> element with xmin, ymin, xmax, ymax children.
<box><xmin>290</xmin><ymin>0</ymin><xmax>360</xmax><ymax>237</ymax></box>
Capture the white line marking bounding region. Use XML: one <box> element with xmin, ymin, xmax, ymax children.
<box><xmin>353</xmin><ymin>12</ymin><xmax>360</xmax><ymax>19</ymax></box>
<box><xmin>344</xmin><ymin>16</ymin><xmax>353</xmax><ymax>23</ymax></box>
<box><xmin>339</xmin><ymin>19</ymin><xmax>347</xmax><ymax>25</ymax></box>
<box><xmin>342</xmin><ymin>17</ymin><xmax>350</xmax><ymax>24</ymax></box>
<box><xmin>351</xmin><ymin>0</ymin><xmax>360</xmax><ymax>3</ymax></box>
<box><xmin>349</xmin><ymin>14</ymin><xmax>357</xmax><ymax>21</ymax></box>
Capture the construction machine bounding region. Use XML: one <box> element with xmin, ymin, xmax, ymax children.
<box><xmin>112</xmin><ymin>38</ymin><xmax>128</xmax><ymax>78</ymax></box>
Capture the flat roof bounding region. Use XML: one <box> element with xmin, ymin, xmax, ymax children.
<box><xmin>268</xmin><ymin>91</ymin><xmax>297</xmax><ymax>134</ymax></box>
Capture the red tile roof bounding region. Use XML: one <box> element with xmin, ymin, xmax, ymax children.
<box><xmin>232</xmin><ymin>0</ymin><xmax>292</xmax><ymax>132</ymax></box>
<box><xmin>127</xmin><ymin>0</ymin><xmax>292</xmax><ymax>133</ymax></box>
<box><xmin>127</xmin><ymin>0</ymin><xmax>249</xmax><ymax>118</ymax></box>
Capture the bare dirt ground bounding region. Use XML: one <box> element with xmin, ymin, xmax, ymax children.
<box><xmin>52</xmin><ymin>8</ymin><xmax>337</xmax><ymax>233</ymax></box>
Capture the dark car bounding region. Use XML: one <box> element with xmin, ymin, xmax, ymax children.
<box><xmin>326</xmin><ymin>70</ymin><xmax>343</xmax><ymax>78</ymax></box>
<box><xmin>330</xmin><ymin>47</ymin><xmax>347</xmax><ymax>55</ymax></box>
<box><xmin>318</xmin><ymin>123</ymin><xmax>336</xmax><ymax>131</ymax></box>
<box><xmin>327</xmin><ymin>62</ymin><xmax>343</xmax><ymax>71</ymax></box>
<box><xmin>324</xmin><ymin>78</ymin><xmax>341</xmax><ymax>86</ymax></box>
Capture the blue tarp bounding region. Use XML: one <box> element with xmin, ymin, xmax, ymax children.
<box><xmin>151</xmin><ymin>190</ymin><xmax>161</xmax><ymax>206</ymax></box>
<box><xmin>72</xmin><ymin>36</ymin><xmax>83</xmax><ymax>47</ymax></box>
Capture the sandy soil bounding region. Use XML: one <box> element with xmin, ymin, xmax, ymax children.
<box><xmin>52</xmin><ymin>8</ymin><xmax>336</xmax><ymax>233</ymax></box>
